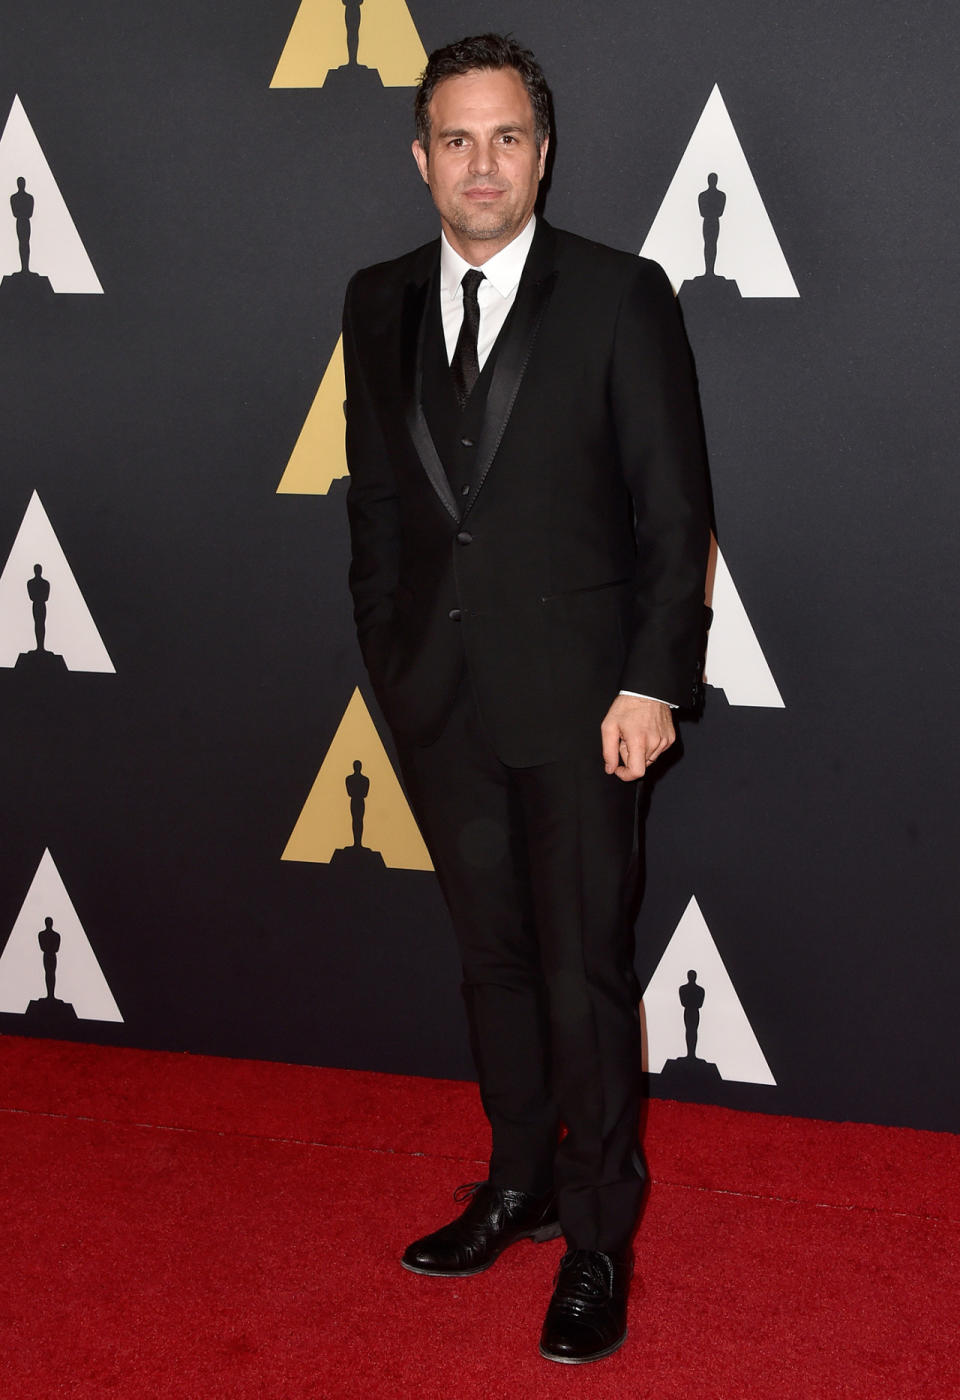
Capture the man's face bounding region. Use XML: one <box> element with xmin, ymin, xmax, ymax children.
<box><xmin>412</xmin><ymin>67</ymin><xmax>547</xmax><ymax>262</ymax></box>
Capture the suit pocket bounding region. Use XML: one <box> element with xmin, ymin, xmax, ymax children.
<box><xmin>539</xmin><ymin>576</ymin><xmax>632</xmax><ymax>603</ymax></box>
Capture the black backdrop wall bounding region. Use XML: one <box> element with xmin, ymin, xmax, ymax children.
<box><xmin>1</xmin><ymin>1</ymin><xmax>957</xmax><ymax>1133</ymax></box>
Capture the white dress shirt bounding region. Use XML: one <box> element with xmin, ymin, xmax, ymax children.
<box><xmin>437</xmin><ymin>217</ymin><xmax>674</xmax><ymax>710</ymax></box>
<box><xmin>439</xmin><ymin>215</ymin><xmax>536</xmax><ymax>369</ymax></box>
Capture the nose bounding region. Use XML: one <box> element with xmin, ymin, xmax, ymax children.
<box><xmin>468</xmin><ymin>140</ymin><xmax>497</xmax><ymax>176</ymax></box>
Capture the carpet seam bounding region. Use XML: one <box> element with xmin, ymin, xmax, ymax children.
<box><xmin>2</xmin><ymin>1104</ymin><xmax>957</xmax><ymax>1228</ymax></box>
<box><xmin>652</xmin><ymin>1176</ymin><xmax>960</xmax><ymax>1226</ymax></box>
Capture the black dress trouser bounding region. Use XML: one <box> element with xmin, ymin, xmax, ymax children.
<box><xmin>396</xmin><ymin>677</ymin><xmax>646</xmax><ymax>1256</ymax></box>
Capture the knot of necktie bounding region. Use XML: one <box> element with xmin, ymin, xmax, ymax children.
<box><xmin>461</xmin><ymin>268</ymin><xmax>485</xmax><ymax>302</ymax></box>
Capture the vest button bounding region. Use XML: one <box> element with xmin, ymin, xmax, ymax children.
<box><xmin>460</xmin><ymin>436</ymin><xmax>474</xmax><ymax>447</ymax></box>
<box><xmin>460</xmin><ymin>484</ymin><xmax>471</xmax><ymax>497</ymax></box>
<box><xmin>448</xmin><ymin>608</ymin><xmax>462</xmax><ymax>621</ymax></box>
<box><xmin>456</xmin><ymin>531</ymin><xmax>473</xmax><ymax>546</ymax></box>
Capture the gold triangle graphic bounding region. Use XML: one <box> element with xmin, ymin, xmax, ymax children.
<box><xmin>271</xmin><ymin>0</ymin><xmax>426</xmax><ymax>89</ymax></box>
<box><xmin>277</xmin><ymin>335</ymin><xmax>347</xmax><ymax>495</ymax></box>
<box><xmin>282</xmin><ymin>687</ymin><xmax>432</xmax><ymax>870</ymax></box>
<box><xmin>271</xmin><ymin>0</ymin><xmax>347</xmax><ymax>86</ymax></box>
<box><xmin>357</xmin><ymin>0</ymin><xmax>427</xmax><ymax>86</ymax></box>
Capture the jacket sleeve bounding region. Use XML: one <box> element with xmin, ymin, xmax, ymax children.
<box><xmin>342</xmin><ymin>274</ymin><xmax>400</xmax><ymax>665</ymax></box>
<box><xmin>609</xmin><ymin>259</ymin><xmax>712</xmax><ymax>708</ymax></box>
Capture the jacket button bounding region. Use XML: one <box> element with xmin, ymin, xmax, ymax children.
<box><xmin>456</xmin><ymin>531</ymin><xmax>473</xmax><ymax>545</ymax></box>
<box><xmin>460</xmin><ymin>437</ymin><xmax>474</xmax><ymax>447</ymax></box>
<box><xmin>448</xmin><ymin>608</ymin><xmax>462</xmax><ymax>621</ymax></box>
<box><xmin>461</xmin><ymin>484</ymin><xmax>470</xmax><ymax>496</ymax></box>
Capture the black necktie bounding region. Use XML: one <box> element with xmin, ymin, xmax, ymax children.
<box><xmin>450</xmin><ymin>269</ymin><xmax>485</xmax><ymax>408</ymax></box>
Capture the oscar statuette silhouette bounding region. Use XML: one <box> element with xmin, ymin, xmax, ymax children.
<box><xmin>0</xmin><ymin>177</ymin><xmax>55</xmax><ymax>304</ymax></box>
<box><xmin>14</xmin><ymin>568</ymin><xmax>68</xmax><ymax>677</ymax></box>
<box><xmin>658</xmin><ymin>971</ymin><xmax>723</xmax><ymax>1093</ymax></box>
<box><xmin>329</xmin><ymin>760</ymin><xmax>385</xmax><ymax>868</ymax></box>
<box><xmin>678</xmin><ymin>173</ymin><xmax>742</xmax><ymax>317</ymax></box>
<box><xmin>323</xmin><ymin>0</ymin><xmax>385</xmax><ymax>94</ymax></box>
<box><xmin>14</xmin><ymin>565</ymin><xmax>68</xmax><ymax>674</ymax></box>
<box><xmin>24</xmin><ymin>917</ymin><xmax>78</xmax><ymax>1028</ymax></box>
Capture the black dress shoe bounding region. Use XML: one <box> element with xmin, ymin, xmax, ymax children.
<box><xmin>401</xmin><ymin>1181</ymin><xmax>561</xmax><ymax>1276</ymax></box>
<box><xmin>539</xmin><ymin>1248</ymin><xmax>632</xmax><ymax>1364</ymax></box>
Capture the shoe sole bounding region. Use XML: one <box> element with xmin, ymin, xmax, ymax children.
<box><xmin>539</xmin><ymin>1328</ymin><xmax>627</xmax><ymax>1365</ymax></box>
<box><xmin>400</xmin><ymin>1221</ymin><xmax>563</xmax><ymax>1277</ymax></box>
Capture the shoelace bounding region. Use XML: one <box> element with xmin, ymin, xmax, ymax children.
<box><xmin>453</xmin><ymin>1181</ymin><xmax>486</xmax><ymax>1206</ymax></box>
<box><xmin>554</xmin><ymin>1250</ymin><xmax>613</xmax><ymax>1298</ymax></box>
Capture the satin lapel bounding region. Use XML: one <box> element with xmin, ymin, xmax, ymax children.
<box><xmin>462</xmin><ymin>226</ymin><xmax>559</xmax><ymax>518</ymax></box>
<box><xmin>402</xmin><ymin>261</ymin><xmax>460</xmax><ymax>523</ymax></box>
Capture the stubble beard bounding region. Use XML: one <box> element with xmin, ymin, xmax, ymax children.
<box><xmin>447</xmin><ymin>211</ymin><xmax>515</xmax><ymax>242</ymax></box>
<box><xmin>443</xmin><ymin>190</ymin><xmax>525</xmax><ymax>245</ymax></box>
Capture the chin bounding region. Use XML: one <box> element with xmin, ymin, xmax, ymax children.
<box><xmin>452</xmin><ymin>212</ymin><xmax>516</xmax><ymax>243</ymax></box>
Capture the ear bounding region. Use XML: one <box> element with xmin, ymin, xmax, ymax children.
<box><xmin>412</xmin><ymin>139</ymin><xmax>430</xmax><ymax>185</ymax></box>
<box><xmin>537</xmin><ymin>136</ymin><xmax>550</xmax><ymax>181</ymax></box>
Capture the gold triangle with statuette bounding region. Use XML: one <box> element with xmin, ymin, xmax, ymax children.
<box><xmin>271</xmin><ymin>0</ymin><xmax>427</xmax><ymax>89</ymax></box>
<box><xmin>282</xmin><ymin>687</ymin><xmax>432</xmax><ymax>871</ymax></box>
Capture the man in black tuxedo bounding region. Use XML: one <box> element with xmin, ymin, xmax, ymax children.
<box><xmin>343</xmin><ymin>34</ymin><xmax>710</xmax><ymax>1364</ymax></box>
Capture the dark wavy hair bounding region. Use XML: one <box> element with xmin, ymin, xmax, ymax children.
<box><xmin>414</xmin><ymin>34</ymin><xmax>552</xmax><ymax>154</ymax></box>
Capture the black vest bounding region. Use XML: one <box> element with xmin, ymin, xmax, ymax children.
<box><xmin>421</xmin><ymin>287</ymin><xmax>507</xmax><ymax>503</ymax></box>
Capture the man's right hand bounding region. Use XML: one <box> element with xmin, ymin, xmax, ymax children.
<box><xmin>600</xmin><ymin>695</ymin><xmax>675</xmax><ymax>781</ymax></box>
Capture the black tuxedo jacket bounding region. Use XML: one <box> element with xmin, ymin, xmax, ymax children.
<box><xmin>343</xmin><ymin>220</ymin><xmax>711</xmax><ymax>767</ymax></box>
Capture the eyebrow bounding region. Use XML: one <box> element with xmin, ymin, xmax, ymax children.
<box><xmin>436</xmin><ymin>122</ymin><xmax>529</xmax><ymax>139</ymax></box>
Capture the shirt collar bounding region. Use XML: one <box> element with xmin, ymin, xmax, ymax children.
<box><xmin>440</xmin><ymin>215</ymin><xmax>537</xmax><ymax>302</ymax></box>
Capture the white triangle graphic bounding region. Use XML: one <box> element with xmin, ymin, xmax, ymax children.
<box><xmin>0</xmin><ymin>491</ymin><xmax>116</xmax><ymax>672</ymax></box>
<box><xmin>0</xmin><ymin>96</ymin><xmax>102</xmax><ymax>293</ymax></box>
<box><xmin>704</xmin><ymin>537</ymin><xmax>783</xmax><ymax>708</ymax></box>
<box><xmin>640</xmin><ymin>85</ymin><xmax>798</xmax><ymax>298</ymax></box>
<box><xmin>0</xmin><ymin>849</ymin><xmax>123</xmax><ymax>1021</ymax></box>
<box><xmin>643</xmin><ymin>895</ymin><xmax>775</xmax><ymax>1085</ymax></box>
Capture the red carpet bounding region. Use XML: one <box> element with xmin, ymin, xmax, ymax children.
<box><xmin>1</xmin><ymin>1036</ymin><xmax>957</xmax><ymax>1398</ymax></box>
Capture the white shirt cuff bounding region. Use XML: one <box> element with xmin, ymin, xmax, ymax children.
<box><xmin>619</xmin><ymin>690</ymin><xmax>678</xmax><ymax>709</ymax></box>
